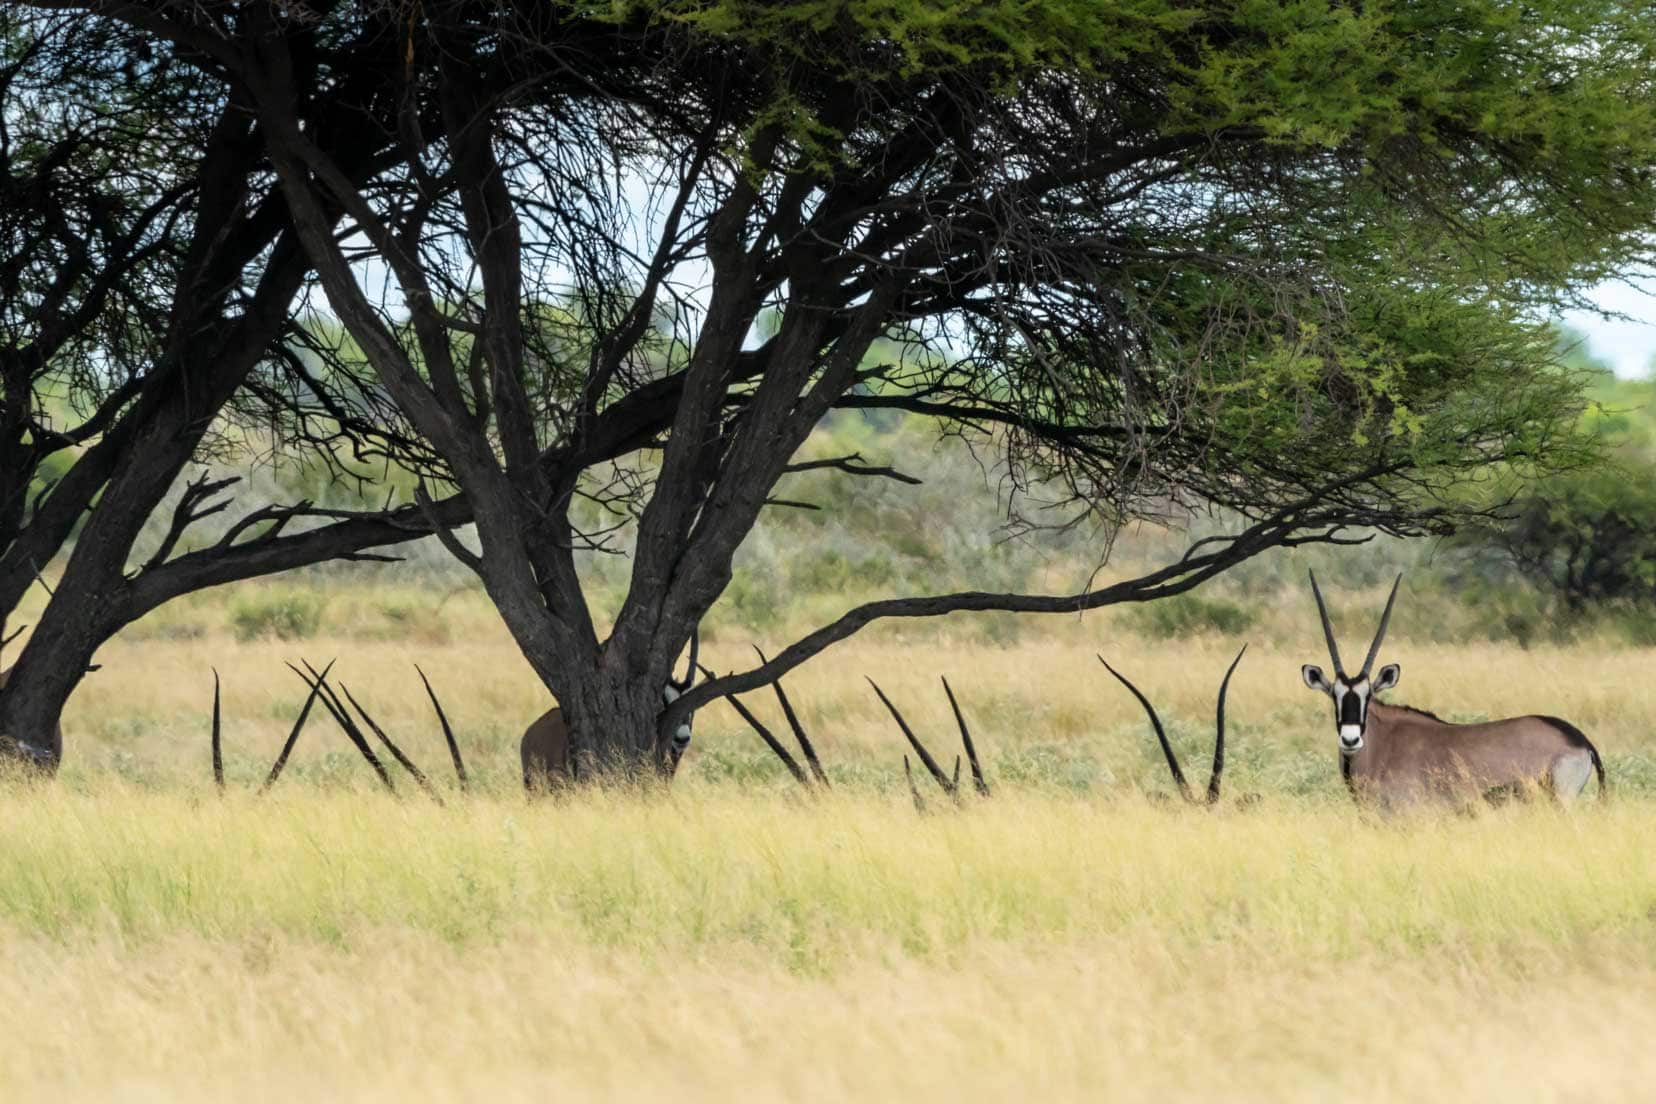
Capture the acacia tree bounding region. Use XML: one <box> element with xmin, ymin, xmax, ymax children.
<box><xmin>2</xmin><ymin>2</ymin><xmax>768</xmax><ymax>769</ymax></box>
<box><xmin>0</xmin><ymin>7</ymin><xmax>469</xmax><ymax>765</ymax></box>
<box><xmin>27</xmin><ymin>1</ymin><xmax>1656</xmax><ymax>777</ymax></box>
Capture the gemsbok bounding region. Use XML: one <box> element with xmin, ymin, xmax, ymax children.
<box><xmin>1302</xmin><ymin>571</ymin><xmax>1605</xmax><ymax>807</ymax></box>
<box><xmin>521</xmin><ymin>630</ymin><xmax>701</xmax><ymax>789</ymax></box>
<box><xmin>1101</xmin><ymin>644</ymin><xmax>1249</xmax><ymax>806</ymax></box>
<box><xmin>0</xmin><ymin>665</ymin><xmax>63</xmax><ymax>769</ymax></box>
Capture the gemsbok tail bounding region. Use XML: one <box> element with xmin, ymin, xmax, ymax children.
<box><xmin>1539</xmin><ymin>715</ymin><xmax>1607</xmax><ymax>800</ymax></box>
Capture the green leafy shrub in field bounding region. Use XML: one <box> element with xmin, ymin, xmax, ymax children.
<box><xmin>229</xmin><ymin>588</ymin><xmax>326</xmax><ymax>641</ymax></box>
<box><xmin>1129</xmin><ymin>593</ymin><xmax>1256</xmax><ymax>640</ymax></box>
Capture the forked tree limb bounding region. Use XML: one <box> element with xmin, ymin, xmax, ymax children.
<box><xmin>666</xmin><ymin>463</ymin><xmax>1413</xmax><ymax>734</ymax></box>
<box><xmin>260</xmin><ymin>658</ymin><xmax>335</xmax><ymax>794</ymax></box>
<box><xmin>782</xmin><ymin>453</ymin><xmax>922</xmax><ymax>486</ymax></box>
<box><xmin>415</xmin><ymin>664</ymin><xmax>468</xmax><ymax>789</ymax></box>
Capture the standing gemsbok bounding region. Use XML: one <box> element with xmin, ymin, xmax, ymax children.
<box><xmin>520</xmin><ymin>630</ymin><xmax>701</xmax><ymax>789</ymax></box>
<box><xmin>1302</xmin><ymin>571</ymin><xmax>1605</xmax><ymax>806</ymax></box>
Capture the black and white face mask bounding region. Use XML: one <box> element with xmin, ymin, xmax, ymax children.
<box><xmin>1301</xmin><ymin>571</ymin><xmax>1403</xmax><ymax>756</ymax></box>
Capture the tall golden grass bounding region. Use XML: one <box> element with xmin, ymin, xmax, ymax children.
<box><xmin>5</xmin><ymin>574</ymin><xmax>1655</xmax><ymax>1100</ymax></box>
<box><xmin>0</xmin><ymin>788</ymin><xmax>1652</xmax><ymax>1102</ymax></box>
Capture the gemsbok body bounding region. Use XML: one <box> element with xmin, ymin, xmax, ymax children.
<box><xmin>0</xmin><ymin>666</ymin><xmax>62</xmax><ymax>768</ymax></box>
<box><xmin>1302</xmin><ymin>572</ymin><xmax>1605</xmax><ymax>808</ymax></box>
<box><xmin>521</xmin><ymin>631</ymin><xmax>700</xmax><ymax>789</ymax></box>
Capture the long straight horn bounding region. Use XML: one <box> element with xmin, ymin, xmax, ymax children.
<box><xmin>415</xmin><ymin>665</ymin><xmax>468</xmax><ymax>790</ymax></box>
<box><xmin>339</xmin><ymin>682</ymin><xmax>444</xmax><ymax>805</ymax></box>
<box><xmin>210</xmin><ymin>669</ymin><xmax>224</xmax><ymax>791</ymax></box>
<box><xmin>683</xmin><ymin>626</ymin><xmax>700</xmax><ymax>689</ymax></box>
<box><xmin>1207</xmin><ymin>644</ymin><xmax>1248</xmax><ymax>805</ymax></box>
<box><xmin>940</xmin><ymin>676</ymin><xmax>989</xmax><ymax>797</ymax></box>
<box><xmin>261</xmin><ymin>658</ymin><xmax>335</xmax><ymax>794</ymax></box>
<box><xmin>1359</xmin><ymin>573</ymin><xmax>1403</xmax><ymax>677</ymax></box>
<box><xmin>903</xmin><ymin>755</ymin><xmax>929</xmax><ymax>814</ymax></box>
<box><xmin>1100</xmin><ymin>655</ymin><xmax>1193</xmax><ymax>804</ymax></box>
<box><xmin>721</xmin><ymin>681</ymin><xmax>811</xmax><ymax>788</ymax></box>
<box><xmin>292</xmin><ymin>661</ymin><xmax>395</xmax><ymax>794</ymax></box>
<box><xmin>754</xmin><ymin>646</ymin><xmax>829</xmax><ymax>789</ymax></box>
<box><xmin>1307</xmin><ymin>569</ymin><xmax>1346</xmax><ymax>675</ymax></box>
<box><xmin>867</xmin><ymin>677</ymin><xmax>957</xmax><ymax>797</ymax></box>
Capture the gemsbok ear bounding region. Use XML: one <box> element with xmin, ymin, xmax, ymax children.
<box><xmin>1373</xmin><ymin>663</ymin><xmax>1400</xmax><ymax>692</ymax></box>
<box><xmin>1302</xmin><ymin>664</ymin><xmax>1331</xmax><ymax>694</ymax></box>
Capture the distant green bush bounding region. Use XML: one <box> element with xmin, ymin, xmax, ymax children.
<box><xmin>229</xmin><ymin>588</ymin><xmax>326</xmax><ymax>641</ymax></box>
<box><xmin>1128</xmin><ymin>593</ymin><xmax>1256</xmax><ymax>640</ymax></box>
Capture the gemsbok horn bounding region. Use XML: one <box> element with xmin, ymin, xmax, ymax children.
<box><xmin>714</xmin><ymin>647</ymin><xmax>831</xmax><ymax>790</ymax></box>
<box><xmin>1101</xmin><ymin>644</ymin><xmax>1248</xmax><ymax>806</ymax></box>
<box><xmin>1303</xmin><ymin>571</ymin><xmax>1605</xmax><ymax>806</ymax></box>
<box><xmin>220</xmin><ymin>660</ymin><xmax>466</xmax><ymax>797</ymax></box>
<box><xmin>867</xmin><ymin>676</ymin><xmax>989</xmax><ymax>812</ymax></box>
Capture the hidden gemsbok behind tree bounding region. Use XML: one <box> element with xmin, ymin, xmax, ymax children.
<box><xmin>1301</xmin><ymin>571</ymin><xmax>1605</xmax><ymax>807</ymax></box>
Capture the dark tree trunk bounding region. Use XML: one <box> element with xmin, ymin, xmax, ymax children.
<box><xmin>559</xmin><ymin>662</ymin><xmax>675</xmax><ymax>780</ymax></box>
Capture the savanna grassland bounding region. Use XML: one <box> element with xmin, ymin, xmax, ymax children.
<box><xmin>5</xmin><ymin>562</ymin><xmax>1656</xmax><ymax>1102</ymax></box>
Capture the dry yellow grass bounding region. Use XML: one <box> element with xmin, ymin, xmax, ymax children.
<box><xmin>0</xmin><ymin>788</ymin><xmax>1651</xmax><ymax>1102</ymax></box>
<box><xmin>6</xmin><ymin>576</ymin><xmax>1655</xmax><ymax>1101</ymax></box>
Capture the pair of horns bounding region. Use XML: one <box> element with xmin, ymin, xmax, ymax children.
<box><xmin>1309</xmin><ymin>570</ymin><xmax>1401</xmax><ymax>678</ymax></box>
<box><xmin>1102</xmin><ymin>645</ymin><xmax>1245</xmax><ymax>806</ymax></box>
<box><xmin>710</xmin><ymin>645</ymin><xmax>830</xmax><ymax>789</ymax></box>
<box><xmin>868</xmin><ymin>675</ymin><xmax>990</xmax><ymax>810</ymax></box>
<box><xmin>211</xmin><ymin>660</ymin><xmax>467</xmax><ymax>798</ymax></box>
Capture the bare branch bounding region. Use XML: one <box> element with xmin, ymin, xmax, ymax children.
<box><xmin>782</xmin><ymin>453</ymin><xmax>923</xmax><ymax>486</ymax></box>
<box><xmin>141</xmin><ymin>473</ymin><xmax>240</xmax><ymax>574</ymax></box>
